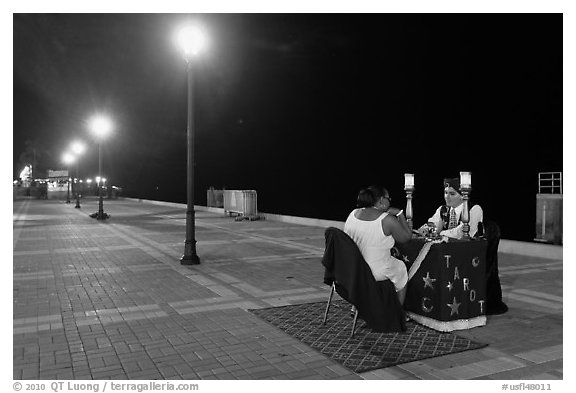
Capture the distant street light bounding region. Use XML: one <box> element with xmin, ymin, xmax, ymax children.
<box><xmin>88</xmin><ymin>115</ymin><xmax>113</xmax><ymax>220</ymax></box>
<box><xmin>175</xmin><ymin>23</ymin><xmax>207</xmax><ymax>265</ymax></box>
<box><xmin>70</xmin><ymin>141</ymin><xmax>86</xmax><ymax>208</ymax></box>
<box><xmin>62</xmin><ymin>152</ymin><xmax>75</xmax><ymax>204</ymax></box>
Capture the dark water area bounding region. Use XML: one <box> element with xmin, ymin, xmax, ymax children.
<box><xmin>124</xmin><ymin>158</ymin><xmax>559</xmax><ymax>243</ymax></box>
<box><xmin>100</xmin><ymin>14</ymin><xmax>562</xmax><ymax>244</ymax></box>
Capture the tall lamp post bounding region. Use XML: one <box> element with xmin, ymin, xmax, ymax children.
<box><xmin>89</xmin><ymin>115</ymin><xmax>113</xmax><ymax>220</ymax></box>
<box><xmin>62</xmin><ymin>152</ymin><xmax>75</xmax><ymax>203</ymax></box>
<box><xmin>71</xmin><ymin>141</ymin><xmax>86</xmax><ymax>208</ymax></box>
<box><xmin>175</xmin><ymin>24</ymin><xmax>207</xmax><ymax>265</ymax></box>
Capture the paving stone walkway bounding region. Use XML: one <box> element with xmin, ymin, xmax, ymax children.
<box><xmin>12</xmin><ymin>197</ymin><xmax>563</xmax><ymax>381</ymax></box>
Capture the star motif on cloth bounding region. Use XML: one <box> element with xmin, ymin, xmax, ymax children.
<box><xmin>446</xmin><ymin>281</ymin><xmax>454</xmax><ymax>291</ymax></box>
<box><xmin>447</xmin><ymin>297</ymin><xmax>461</xmax><ymax>316</ymax></box>
<box><xmin>422</xmin><ymin>272</ymin><xmax>436</xmax><ymax>289</ymax></box>
<box><xmin>402</xmin><ymin>255</ymin><xmax>410</xmax><ymax>263</ymax></box>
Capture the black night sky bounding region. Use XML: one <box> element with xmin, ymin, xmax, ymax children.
<box><xmin>13</xmin><ymin>13</ymin><xmax>563</xmax><ymax>241</ymax></box>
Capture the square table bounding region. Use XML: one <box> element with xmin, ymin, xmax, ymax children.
<box><xmin>395</xmin><ymin>237</ymin><xmax>488</xmax><ymax>332</ymax></box>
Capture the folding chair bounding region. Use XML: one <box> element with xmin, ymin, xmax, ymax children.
<box><xmin>322</xmin><ymin>282</ymin><xmax>359</xmax><ymax>338</ymax></box>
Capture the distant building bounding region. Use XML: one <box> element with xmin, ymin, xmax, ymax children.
<box><xmin>46</xmin><ymin>169</ymin><xmax>70</xmax><ymax>200</ymax></box>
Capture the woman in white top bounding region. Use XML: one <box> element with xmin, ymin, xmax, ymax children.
<box><xmin>344</xmin><ymin>185</ymin><xmax>413</xmax><ymax>305</ymax></box>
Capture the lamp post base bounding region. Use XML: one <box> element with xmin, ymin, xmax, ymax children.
<box><xmin>90</xmin><ymin>212</ymin><xmax>110</xmax><ymax>220</ymax></box>
<box><xmin>90</xmin><ymin>195</ymin><xmax>108</xmax><ymax>220</ymax></box>
<box><xmin>180</xmin><ymin>254</ymin><xmax>200</xmax><ymax>265</ymax></box>
<box><xmin>181</xmin><ymin>240</ymin><xmax>200</xmax><ymax>265</ymax></box>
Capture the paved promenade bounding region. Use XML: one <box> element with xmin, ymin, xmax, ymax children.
<box><xmin>12</xmin><ymin>197</ymin><xmax>563</xmax><ymax>381</ymax></box>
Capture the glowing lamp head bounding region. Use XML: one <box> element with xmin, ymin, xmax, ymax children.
<box><xmin>86</xmin><ymin>179</ymin><xmax>93</xmax><ymax>184</ymax></box>
<box><xmin>96</xmin><ymin>176</ymin><xmax>101</xmax><ymax>183</ymax></box>
<box><xmin>89</xmin><ymin>115</ymin><xmax>113</xmax><ymax>139</ymax></box>
<box><xmin>71</xmin><ymin>141</ymin><xmax>86</xmax><ymax>155</ymax></box>
<box><xmin>176</xmin><ymin>25</ymin><xmax>207</xmax><ymax>61</ymax></box>
<box><xmin>62</xmin><ymin>152</ymin><xmax>75</xmax><ymax>165</ymax></box>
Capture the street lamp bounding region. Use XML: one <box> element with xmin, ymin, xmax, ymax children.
<box><xmin>71</xmin><ymin>141</ymin><xmax>86</xmax><ymax>208</ymax></box>
<box><xmin>62</xmin><ymin>152</ymin><xmax>75</xmax><ymax>203</ymax></box>
<box><xmin>175</xmin><ymin>23</ymin><xmax>207</xmax><ymax>265</ymax></box>
<box><xmin>89</xmin><ymin>114</ymin><xmax>113</xmax><ymax>220</ymax></box>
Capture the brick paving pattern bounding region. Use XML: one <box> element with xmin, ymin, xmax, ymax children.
<box><xmin>12</xmin><ymin>198</ymin><xmax>562</xmax><ymax>380</ymax></box>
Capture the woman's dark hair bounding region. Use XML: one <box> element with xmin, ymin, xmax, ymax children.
<box><xmin>356</xmin><ymin>185</ymin><xmax>389</xmax><ymax>208</ymax></box>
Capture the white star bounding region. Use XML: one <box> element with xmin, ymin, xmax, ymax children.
<box><xmin>447</xmin><ymin>297</ymin><xmax>461</xmax><ymax>316</ymax></box>
<box><xmin>422</xmin><ymin>272</ymin><xmax>436</xmax><ymax>289</ymax></box>
<box><xmin>446</xmin><ymin>281</ymin><xmax>453</xmax><ymax>291</ymax></box>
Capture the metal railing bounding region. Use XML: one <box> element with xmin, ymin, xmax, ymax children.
<box><xmin>537</xmin><ymin>172</ymin><xmax>562</xmax><ymax>194</ymax></box>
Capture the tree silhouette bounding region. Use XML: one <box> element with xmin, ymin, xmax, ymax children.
<box><xmin>16</xmin><ymin>139</ymin><xmax>51</xmax><ymax>179</ymax></box>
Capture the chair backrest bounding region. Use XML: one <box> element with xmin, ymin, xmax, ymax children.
<box><xmin>481</xmin><ymin>220</ymin><xmax>507</xmax><ymax>313</ymax></box>
<box><xmin>482</xmin><ymin>220</ymin><xmax>501</xmax><ymax>275</ymax></box>
<box><xmin>322</xmin><ymin>227</ymin><xmax>406</xmax><ymax>332</ymax></box>
<box><xmin>483</xmin><ymin>220</ymin><xmax>501</xmax><ymax>241</ymax></box>
<box><xmin>322</xmin><ymin>227</ymin><xmax>365</xmax><ymax>302</ymax></box>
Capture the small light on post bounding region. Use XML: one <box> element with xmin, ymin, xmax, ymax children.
<box><xmin>460</xmin><ymin>171</ymin><xmax>472</xmax><ymax>239</ymax></box>
<box><xmin>460</xmin><ymin>171</ymin><xmax>471</xmax><ymax>190</ymax></box>
<box><xmin>404</xmin><ymin>173</ymin><xmax>415</xmax><ymax>232</ymax></box>
<box><xmin>404</xmin><ymin>173</ymin><xmax>414</xmax><ymax>189</ymax></box>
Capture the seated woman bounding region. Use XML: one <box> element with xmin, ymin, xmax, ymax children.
<box><xmin>344</xmin><ymin>185</ymin><xmax>412</xmax><ymax>305</ymax></box>
<box><xmin>418</xmin><ymin>177</ymin><xmax>483</xmax><ymax>239</ymax></box>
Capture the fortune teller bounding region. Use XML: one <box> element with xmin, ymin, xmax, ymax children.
<box><xmin>418</xmin><ymin>177</ymin><xmax>483</xmax><ymax>239</ymax></box>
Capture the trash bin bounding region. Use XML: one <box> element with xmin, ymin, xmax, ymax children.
<box><xmin>535</xmin><ymin>193</ymin><xmax>563</xmax><ymax>245</ymax></box>
<box><xmin>534</xmin><ymin>172</ymin><xmax>562</xmax><ymax>245</ymax></box>
<box><xmin>207</xmin><ymin>187</ymin><xmax>224</xmax><ymax>208</ymax></box>
<box><xmin>223</xmin><ymin>190</ymin><xmax>257</xmax><ymax>217</ymax></box>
